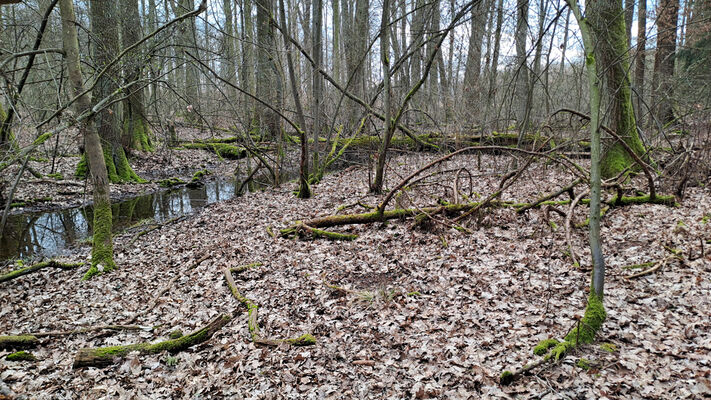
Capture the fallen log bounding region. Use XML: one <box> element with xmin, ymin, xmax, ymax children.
<box><xmin>0</xmin><ymin>260</ymin><xmax>83</xmax><ymax>283</ymax></box>
<box><xmin>0</xmin><ymin>335</ymin><xmax>39</xmax><ymax>350</ymax></box>
<box><xmin>73</xmin><ymin>314</ymin><xmax>231</xmax><ymax>368</ymax></box>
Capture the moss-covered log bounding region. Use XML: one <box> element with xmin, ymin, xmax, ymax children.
<box><xmin>0</xmin><ymin>260</ymin><xmax>83</xmax><ymax>283</ymax></box>
<box><xmin>183</xmin><ymin>143</ymin><xmax>247</xmax><ymax>159</ymax></box>
<box><xmin>223</xmin><ymin>267</ymin><xmax>315</xmax><ymax>346</ymax></box>
<box><xmin>73</xmin><ymin>314</ymin><xmax>231</xmax><ymax>368</ymax></box>
<box><xmin>0</xmin><ymin>335</ymin><xmax>39</xmax><ymax>350</ymax></box>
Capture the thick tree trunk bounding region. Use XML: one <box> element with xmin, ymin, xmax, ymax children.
<box><xmin>652</xmin><ymin>0</ymin><xmax>679</xmax><ymax>125</ymax></box>
<box><xmin>85</xmin><ymin>0</ymin><xmax>142</xmax><ymax>183</ymax></box>
<box><xmin>634</xmin><ymin>0</ymin><xmax>646</xmax><ymax>122</ymax></box>
<box><xmin>121</xmin><ymin>0</ymin><xmax>153</xmax><ymax>152</ymax></box>
<box><xmin>59</xmin><ymin>0</ymin><xmax>116</xmax><ymax>278</ymax></box>
<box><xmin>463</xmin><ymin>0</ymin><xmax>488</xmax><ymax>121</ymax></box>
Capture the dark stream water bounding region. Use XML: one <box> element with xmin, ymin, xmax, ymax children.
<box><xmin>0</xmin><ymin>178</ymin><xmax>246</xmax><ymax>262</ymax></box>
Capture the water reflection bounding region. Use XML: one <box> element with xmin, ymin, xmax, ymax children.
<box><xmin>0</xmin><ymin>179</ymin><xmax>241</xmax><ymax>261</ymax></box>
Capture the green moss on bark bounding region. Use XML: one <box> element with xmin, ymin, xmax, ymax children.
<box><xmin>76</xmin><ymin>145</ymin><xmax>144</xmax><ymax>183</ymax></box>
<box><xmin>84</xmin><ymin>198</ymin><xmax>116</xmax><ymax>279</ymax></box>
<box><xmin>124</xmin><ymin>117</ymin><xmax>154</xmax><ymax>152</ymax></box>
<box><xmin>533</xmin><ymin>339</ymin><xmax>560</xmax><ymax>356</ymax></box>
<box><xmin>544</xmin><ymin>293</ymin><xmax>606</xmax><ymax>361</ymax></box>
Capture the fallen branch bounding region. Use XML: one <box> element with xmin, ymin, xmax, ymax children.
<box><xmin>223</xmin><ymin>267</ymin><xmax>315</xmax><ymax>346</ymax></box>
<box><xmin>517</xmin><ymin>178</ymin><xmax>583</xmax><ymax>214</ymax></box>
<box><xmin>0</xmin><ymin>260</ymin><xmax>83</xmax><ymax>284</ymax></box>
<box><xmin>30</xmin><ymin>324</ymin><xmax>152</xmax><ymax>338</ymax></box>
<box><xmin>73</xmin><ymin>314</ymin><xmax>230</xmax><ymax>368</ymax></box>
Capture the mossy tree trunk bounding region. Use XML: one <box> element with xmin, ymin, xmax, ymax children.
<box><xmin>120</xmin><ymin>0</ymin><xmax>154</xmax><ymax>153</ymax></box>
<box><xmin>588</xmin><ymin>0</ymin><xmax>646</xmax><ymax>179</ymax></box>
<box><xmin>563</xmin><ymin>0</ymin><xmax>607</xmax><ymax>352</ymax></box>
<box><xmin>0</xmin><ymin>103</ymin><xmax>13</xmax><ymax>150</ymax></box>
<box><xmin>59</xmin><ymin>0</ymin><xmax>116</xmax><ymax>278</ymax></box>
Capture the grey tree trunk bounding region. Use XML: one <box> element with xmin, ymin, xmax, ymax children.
<box><xmin>634</xmin><ymin>0</ymin><xmax>646</xmax><ymax>122</ymax></box>
<box><xmin>121</xmin><ymin>0</ymin><xmax>153</xmax><ymax>152</ymax></box>
<box><xmin>312</xmin><ymin>0</ymin><xmax>323</xmax><ymax>167</ymax></box>
<box><xmin>371</xmin><ymin>0</ymin><xmax>392</xmax><ymax>194</ymax></box>
<box><xmin>484</xmin><ymin>0</ymin><xmax>503</xmax><ymax>132</ymax></box>
<box><xmin>652</xmin><ymin>0</ymin><xmax>679</xmax><ymax>124</ymax></box>
<box><xmin>514</xmin><ymin>0</ymin><xmax>530</xmax><ymax>129</ymax></box>
<box><xmin>463</xmin><ymin>0</ymin><xmax>488</xmax><ymax>122</ymax></box>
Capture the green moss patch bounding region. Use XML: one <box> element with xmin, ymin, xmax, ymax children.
<box><xmin>158</xmin><ymin>177</ymin><xmax>186</xmax><ymax>188</ymax></box>
<box><xmin>6</xmin><ymin>350</ymin><xmax>36</xmax><ymax>361</ymax></box>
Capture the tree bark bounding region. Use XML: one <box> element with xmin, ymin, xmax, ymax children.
<box><xmin>588</xmin><ymin>0</ymin><xmax>646</xmax><ymax>178</ymax></box>
<box><xmin>371</xmin><ymin>0</ymin><xmax>392</xmax><ymax>194</ymax></box>
<box><xmin>121</xmin><ymin>0</ymin><xmax>154</xmax><ymax>152</ymax></box>
<box><xmin>652</xmin><ymin>0</ymin><xmax>680</xmax><ymax>125</ymax></box>
<box><xmin>59</xmin><ymin>0</ymin><xmax>116</xmax><ymax>278</ymax></box>
<box><xmin>73</xmin><ymin>314</ymin><xmax>231</xmax><ymax>368</ymax></box>
<box><xmin>634</xmin><ymin>0</ymin><xmax>646</xmax><ymax>122</ymax></box>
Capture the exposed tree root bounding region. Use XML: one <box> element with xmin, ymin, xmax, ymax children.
<box><xmin>73</xmin><ymin>314</ymin><xmax>231</xmax><ymax>368</ymax></box>
<box><xmin>0</xmin><ymin>335</ymin><xmax>39</xmax><ymax>350</ymax></box>
<box><xmin>0</xmin><ymin>260</ymin><xmax>83</xmax><ymax>284</ymax></box>
<box><xmin>222</xmin><ymin>267</ymin><xmax>315</xmax><ymax>347</ymax></box>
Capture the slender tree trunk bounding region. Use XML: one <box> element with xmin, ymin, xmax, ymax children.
<box><xmin>59</xmin><ymin>0</ymin><xmax>115</xmax><ymax>278</ymax></box>
<box><xmin>624</xmin><ymin>0</ymin><xmax>634</xmax><ymax>47</ymax></box>
<box><xmin>484</xmin><ymin>0</ymin><xmax>503</xmax><ymax>132</ymax></box>
<box><xmin>514</xmin><ymin>0</ymin><xmax>530</xmax><ymax>128</ymax></box>
<box><xmin>371</xmin><ymin>0</ymin><xmax>392</xmax><ymax>194</ymax></box>
<box><xmin>278</xmin><ymin>0</ymin><xmax>310</xmax><ymax>198</ymax></box>
<box><xmin>312</xmin><ymin>0</ymin><xmax>323</xmax><ymax>167</ymax></box>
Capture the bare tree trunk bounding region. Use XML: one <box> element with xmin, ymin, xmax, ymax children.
<box><xmin>278</xmin><ymin>0</ymin><xmax>310</xmax><ymax>198</ymax></box>
<box><xmin>371</xmin><ymin>0</ymin><xmax>392</xmax><ymax>194</ymax></box>
<box><xmin>652</xmin><ymin>0</ymin><xmax>679</xmax><ymax>125</ymax></box>
<box><xmin>484</xmin><ymin>0</ymin><xmax>503</xmax><ymax>132</ymax></box>
<box><xmin>514</xmin><ymin>0</ymin><xmax>530</xmax><ymax>129</ymax></box>
<box><xmin>121</xmin><ymin>0</ymin><xmax>153</xmax><ymax>152</ymax></box>
<box><xmin>634</xmin><ymin>0</ymin><xmax>646</xmax><ymax>122</ymax></box>
<box><xmin>463</xmin><ymin>0</ymin><xmax>488</xmax><ymax>122</ymax></box>
<box><xmin>59</xmin><ymin>0</ymin><xmax>115</xmax><ymax>279</ymax></box>
<box><xmin>624</xmin><ymin>0</ymin><xmax>634</xmax><ymax>47</ymax></box>
<box><xmin>312</xmin><ymin>0</ymin><xmax>323</xmax><ymax>167</ymax></box>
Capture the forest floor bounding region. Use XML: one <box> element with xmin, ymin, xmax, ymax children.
<box><xmin>1</xmin><ymin>145</ymin><xmax>710</xmax><ymax>399</ymax></box>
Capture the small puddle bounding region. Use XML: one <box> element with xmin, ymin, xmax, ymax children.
<box><xmin>1</xmin><ymin>178</ymin><xmax>247</xmax><ymax>261</ymax></box>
